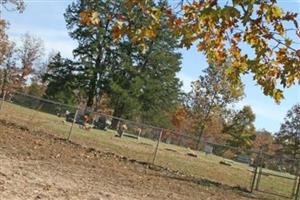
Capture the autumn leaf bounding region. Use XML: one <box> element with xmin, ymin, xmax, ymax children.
<box><xmin>197</xmin><ymin>43</ymin><xmax>206</xmax><ymax>51</ymax></box>
<box><xmin>117</xmin><ymin>15</ymin><xmax>126</xmax><ymax>21</ymax></box>
<box><xmin>274</xmin><ymin>89</ymin><xmax>284</xmax><ymax>103</ymax></box>
<box><xmin>175</xmin><ymin>18</ymin><xmax>183</xmax><ymax>26</ymax></box>
<box><xmin>112</xmin><ymin>25</ymin><xmax>122</xmax><ymax>41</ymax></box>
<box><xmin>80</xmin><ymin>10</ymin><xmax>100</xmax><ymax>26</ymax></box>
<box><xmin>165</xmin><ymin>9</ymin><xmax>172</xmax><ymax>17</ymax></box>
<box><xmin>271</xmin><ymin>6</ymin><xmax>283</xmax><ymax>18</ymax></box>
<box><xmin>149</xmin><ymin>7</ymin><xmax>161</xmax><ymax>22</ymax></box>
<box><xmin>143</xmin><ymin>28</ymin><xmax>156</xmax><ymax>39</ymax></box>
<box><xmin>233</xmin><ymin>33</ymin><xmax>241</xmax><ymax>41</ymax></box>
<box><xmin>284</xmin><ymin>39</ymin><xmax>292</xmax><ymax>46</ymax></box>
<box><xmin>139</xmin><ymin>43</ymin><xmax>149</xmax><ymax>54</ymax></box>
<box><xmin>80</xmin><ymin>0</ymin><xmax>300</xmax><ymax>102</ymax></box>
<box><xmin>274</xmin><ymin>23</ymin><xmax>284</xmax><ymax>35</ymax></box>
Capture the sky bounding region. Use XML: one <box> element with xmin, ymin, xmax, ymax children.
<box><xmin>1</xmin><ymin>0</ymin><xmax>300</xmax><ymax>133</ymax></box>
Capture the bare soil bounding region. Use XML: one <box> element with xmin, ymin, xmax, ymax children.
<box><xmin>0</xmin><ymin>120</ymin><xmax>257</xmax><ymax>200</ymax></box>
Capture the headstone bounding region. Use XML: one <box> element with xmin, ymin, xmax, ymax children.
<box><xmin>204</xmin><ymin>144</ymin><xmax>213</xmax><ymax>154</ymax></box>
<box><xmin>166</xmin><ymin>137</ymin><xmax>172</xmax><ymax>144</ymax></box>
<box><xmin>236</xmin><ymin>155</ymin><xmax>251</xmax><ymax>164</ymax></box>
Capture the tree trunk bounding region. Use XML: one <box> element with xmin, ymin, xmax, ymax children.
<box><xmin>195</xmin><ymin>125</ymin><xmax>205</xmax><ymax>150</ymax></box>
<box><xmin>86</xmin><ymin>95</ymin><xmax>94</xmax><ymax>108</ymax></box>
<box><xmin>94</xmin><ymin>92</ymin><xmax>103</xmax><ymax>112</ymax></box>
<box><xmin>293</xmin><ymin>146</ymin><xmax>298</xmax><ymax>160</ymax></box>
<box><xmin>111</xmin><ymin>103</ymin><xmax>125</xmax><ymax>130</ymax></box>
<box><xmin>86</xmin><ymin>71</ymin><xmax>97</xmax><ymax>108</ymax></box>
<box><xmin>1</xmin><ymin>69</ymin><xmax>8</xmax><ymax>97</ymax></box>
<box><xmin>177</xmin><ymin>134</ymin><xmax>183</xmax><ymax>146</ymax></box>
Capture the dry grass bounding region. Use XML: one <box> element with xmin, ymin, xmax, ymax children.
<box><xmin>0</xmin><ymin>101</ymin><xmax>296</xmax><ymax>199</ymax></box>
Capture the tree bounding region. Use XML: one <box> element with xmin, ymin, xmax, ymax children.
<box><xmin>253</xmin><ymin>129</ymin><xmax>276</xmax><ymax>154</ymax></box>
<box><xmin>276</xmin><ymin>104</ymin><xmax>300</xmax><ymax>159</ymax></box>
<box><xmin>223</xmin><ymin>106</ymin><xmax>256</xmax><ymax>150</ymax></box>
<box><xmin>0</xmin><ymin>33</ymin><xmax>44</xmax><ymax>95</ymax></box>
<box><xmin>136</xmin><ymin>39</ymin><xmax>182</xmax><ymax>127</ymax></box>
<box><xmin>24</xmin><ymin>82</ymin><xmax>45</xmax><ymax>97</ymax></box>
<box><xmin>202</xmin><ymin>113</ymin><xmax>225</xmax><ymax>143</ymax></box>
<box><xmin>0</xmin><ymin>0</ymin><xmax>25</xmax><ymax>64</ymax></box>
<box><xmin>82</xmin><ymin>0</ymin><xmax>300</xmax><ymax>101</ymax></box>
<box><xmin>0</xmin><ymin>20</ymin><xmax>13</xmax><ymax>66</ymax></box>
<box><xmin>171</xmin><ymin>105</ymin><xmax>191</xmax><ymax>133</ymax></box>
<box><xmin>0</xmin><ymin>0</ymin><xmax>25</xmax><ymax>13</ymax></box>
<box><xmin>0</xmin><ymin>0</ymin><xmax>24</xmax><ymax>96</ymax></box>
<box><xmin>0</xmin><ymin>41</ymin><xmax>16</xmax><ymax>96</ymax></box>
<box><xmin>0</xmin><ymin>0</ymin><xmax>24</xmax><ymax>65</ymax></box>
<box><xmin>108</xmin><ymin>1</ymin><xmax>182</xmax><ymax>127</ymax></box>
<box><xmin>64</xmin><ymin>0</ymin><xmax>125</xmax><ymax>108</ymax></box>
<box><xmin>17</xmin><ymin>33</ymin><xmax>44</xmax><ymax>83</ymax></box>
<box><xmin>65</xmin><ymin>0</ymin><xmax>182</xmax><ymax>127</ymax></box>
<box><xmin>187</xmin><ymin>62</ymin><xmax>244</xmax><ymax>149</ymax></box>
<box><xmin>42</xmin><ymin>53</ymin><xmax>81</xmax><ymax>105</ymax></box>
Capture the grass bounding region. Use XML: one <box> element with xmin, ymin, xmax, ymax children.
<box><xmin>0</xmin><ymin>101</ymin><xmax>297</xmax><ymax>200</ymax></box>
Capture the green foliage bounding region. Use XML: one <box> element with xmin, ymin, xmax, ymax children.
<box><xmin>25</xmin><ymin>82</ymin><xmax>45</xmax><ymax>97</ymax></box>
<box><xmin>42</xmin><ymin>53</ymin><xmax>80</xmax><ymax>105</ymax></box>
<box><xmin>64</xmin><ymin>0</ymin><xmax>125</xmax><ymax>107</ymax></box>
<box><xmin>223</xmin><ymin>106</ymin><xmax>256</xmax><ymax>149</ymax></box>
<box><xmin>65</xmin><ymin>0</ymin><xmax>182</xmax><ymax>127</ymax></box>
<box><xmin>108</xmin><ymin>2</ymin><xmax>181</xmax><ymax>127</ymax></box>
<box><xmin>276</xmin><ymin>104</ymin><xmax>300</xmax><ymax>159</ymax></box>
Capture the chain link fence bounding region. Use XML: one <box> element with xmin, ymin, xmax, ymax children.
<box><xmin>252</xmin><ymin>152</ymin><xmax>300</xmax><ymax>199</ymax></box>
<box><xmin>155</xmin><ymin>131</ymin><xmax>258</xmax><ymax>190</ymax></box>
<box><xmin>1</xmin><ymin>91</ymin><xmax>300</xmax><ymax>199</ymax></box>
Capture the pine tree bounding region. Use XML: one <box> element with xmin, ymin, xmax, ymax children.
<box><xmin>108</xmin><ymin>0</ymin><xmax>182</xmax><ymax>128</ymax></box>
<box><xmin>42</xmin><ymin>53</ymin><xmax>81</xmax><ymax>105</ymax></box>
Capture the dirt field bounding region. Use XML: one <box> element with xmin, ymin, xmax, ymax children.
<box><xmin>0</xmin><ymin>120</ymin><xmax>258</xmax><ymax>200</ymax></box>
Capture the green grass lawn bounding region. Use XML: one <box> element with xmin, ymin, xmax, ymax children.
<box><xmin>258</xmin><ymin>173</ymin><xmax>296</xmax><ymax>198</ymax></box>
<box><xmin>0</xmin><ymin>101</ymin><xmax>297</xmax><ymax>200</ymax></box>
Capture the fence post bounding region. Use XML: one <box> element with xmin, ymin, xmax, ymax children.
<box><xmin>152</xmin><ymin>129</ymin><xmax>163</xmax><ymax>165</ymax></box>
<box><xmin>291</xmin><ymin>160</ymin><xmax>300</xmax><ymax>199</ymax></box>
<box><xmin>0</xmin><ymin>90</ymin><xmax>7</xmax><ymax>111</ymax></box>
<box><xmin>291</xmin><ymin>175</ymin><xmax>299</xmax><ymax>199</ymax></box>
<box><xmin>138</xmin><ymin>128</ymin><xmax>142</xmax><ymax>140</ymax></box>
<box><xmin>295</xmin><ymin>175</ymin><xmax>300</xmax><ymax>200</ymax></box>
<box><xmin>67</xmin><ymin>107</ymin><xmax>79</xmax><ymax>140</ymax></box>
<box><xmin>250</xmin><ymin>152</ymin><xmax>259</xmax><ymax>192</ymax></box>
<box><xmin>293</xmin><ymin>160</ymin><xmax>300</xmax><ymax>200</ymax></box>
<box><xmin>255</xmin><ymin>149</ymin><xmax>264</xmax><ymax>191</ymax></box>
